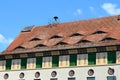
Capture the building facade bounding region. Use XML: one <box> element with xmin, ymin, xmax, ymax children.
<box><xmin>1</xmin><ymin>15</ymin><xmax>120</xmax><ymax>80</ymax></box>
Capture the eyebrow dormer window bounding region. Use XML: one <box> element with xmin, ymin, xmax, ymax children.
<box><xmin>93</xmin><ymin>31</ymin><xmax>106</xmax><ymax>34</ymax></box>
<box><xmin>35</xmin><ymin>44</ymin><xmax>46</xmax><ymax>48</ymax></box>
<box><xmin>78</xmin><ymin>39</ymin><xmax>91</xmax><ymax>43</ymax></box>
<box><xmin>50</xmin><ymin>35</ymin><xmax>62</xmax><ymax>39</ymax></box>
<box><xmin>56</xmin><ymin>41</ymin><xmax>68</xmax><ymax>45</ymax></box>
<box><xmin>101</xmin><ymin>37</ymin><xmax>116</xmax><ymax>41</ymax></box>
<box><xmin>30</xmin><ymin>38</ymin><xmax>41</xmax><ymax>41</ymax></box>
<box><xmin>70</xmin><ymin>33</ymin><xmax>83</xmax><ymax>37</ymax></box>
<box><xmin>15</xmin><ymin>46</ymin><xmax>25</xmax><ymax>50</ymax></box>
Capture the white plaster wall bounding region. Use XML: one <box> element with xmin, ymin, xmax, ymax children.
<box><xmin>0</xmin><ymin>65</ymin><xmax>120</xmax><ymax>80</ymax></box>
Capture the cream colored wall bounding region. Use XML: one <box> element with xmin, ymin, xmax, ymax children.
<box><xmin>27</xmin><ymin>58</ymin><xmax>36</xmax><ymax>69</ymax></box>
<box><xmin>42</xmin><ymin>57</ymin><xmax>52</xmax><ymax>68</ymax></box>
<box><xmin>11</xmin><ymin>59</ymin><xmax>21</xmax><ymax>70</ymax></box>
<box><xmin>59</xmin><ymin>55</ymin><xmax>69</xmax><ymax>67</ymax></box>
<box><xmin>96</xmin><ymin>52</ymin><xmax>107</xmax><ymax>65</ymax></box>
<box><xmin>77</xmin><ymin>54</ymin><xmax>88</xmax><ymax>66</ymax></box>
<box><xmin>0</xmin><ymin>60</ymin><xmax>6</xmax><ymax>71</ymax></box>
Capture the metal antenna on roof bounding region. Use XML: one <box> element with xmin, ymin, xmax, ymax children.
<box><xmin>117</xmin><ymin>15</ymin><xmax>120</xmax><ymax>20</ymax></box>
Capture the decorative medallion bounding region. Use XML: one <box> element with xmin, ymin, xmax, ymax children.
<box><xmin>35</xmin><ymin>72</ymin><xmax>40</xmax><ymax>78</ymax></box>
<box><xmin>19</xmin><ymin>72</ymin><xmax>24</xmax><ymax>78</ymax></box>
<box><xmin>69</xmin><ymin>70</ymin><xmax>75</xmax><ymax>76</ymax></box>
<box><xmin>108</xmin><ymin>68</ymin><xmax>114</xmax><ymax>75</ymax></box>
<box><xmin>88</xmin><ymin>69</ymin><xmax>94</xmax><ymax>76</ymax></box>
<box><xmin>51</xmin><ymin>71</ymin><xmax>57</xmax><ymax>77</ymax></box>
<box><xmin>4</xmin><ymin>73</ymin><xmax>9</xmax><ymax>79</ymax></box>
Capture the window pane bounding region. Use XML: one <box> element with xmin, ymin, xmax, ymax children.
<box><xmin>88</xmin><ymin>53</ymin><xmax>96</xmax><ymax>65</ymax></box>
<box><xmin>52</xmin><ymin>56</ymin><xmax>59</xmax><ymax>67</ymax></box>
<box><xmin>108</xmin><ymin>51</ymin><xmax>116</xmax><ymax>64</ymax></box>
<box><xmin>50</xmin><ymin>78</ymin><xmax>57</xmax><ymax>80</ymax></box>
<box><xmin>21</xmin><ymin>58</ymin><xmax>27</xmax><ymax>69</ymax></box>
<box><xmin>36</xmin><ymin>57</ymin><xmax>42</xmax><ymax>68</ymax></box>
<box><xmin>107</xmin><ymin>76</ymin><xmax>116</xmax><ymax>80</ymax></box>
<box><xmin>6</xmin><ymin>59</ymin><xmax>12</xmax><ymax>70</ymax></box>
<box><xmin>87</xmin><ymin>77</ymin><xmax>95</xmax><ymax>80</ymax></box>
<box><xmin>70</xmin><ymin>55</ymin><xmax>77</xmax><ymax>66</ymax></box>
<box><xmin>68</xmin><ymin>78</ymin><xmax>76</xmax><ymax>80</ymax></box>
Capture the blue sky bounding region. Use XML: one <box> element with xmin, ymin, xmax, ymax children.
<box><xmin>0</xmin><ymin>0</ymin><xmax>120</xmax><ymax>52</ymax></box>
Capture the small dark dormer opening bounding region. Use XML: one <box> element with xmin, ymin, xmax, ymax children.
<box><xmin>101</xmin><ymin>37</ymin><xmax>117</xmax><ymax>41</ymax></box>
<box><xmin>70</xmin><ymin>33</ymin><xmax>83</xmax><ymax>37</ymax></box>
<box><xmin>30</xmin><ymin>38</ymin><xmax>41</xmax><ymax>41</ymax></box>
<box><xmin>35</xmin><ymin>44</ymin><xmax>46</xmax><ymax>48</ymax></box>
<box><xmin>56</xmin><ymin>42</ymin><xmax>68</xmax><ymax>45</ymax></box>
<box><xmin>14</xmin><ymin>46</ymin><xmax>25</xmax><ymax>50</ymax></box>
<box><xmin>93</xmin><ymin>31</ymin><xmax>106</xmax><ymax>34</ymax></box>
<box><xmin>78</xmin><ymin>39</ymin><xmax>91</xmax><ymax>43</ymax></box>
<box><xmin>50</xmin><ymin>35</ymin><xmax>62</xmax><ymax>39</ymax></box>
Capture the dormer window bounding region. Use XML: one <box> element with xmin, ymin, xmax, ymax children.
<box><xmin>56</xmin><ymin>42</ymin><xmax>68</xmax><ymax>45</ymax></box>
<box><xmin>35</xmin><ymin>44</ymin><xmax>46</xmax><ymax>48</ymax></box>
<box><xmin>101</xmin><ymin>37</ymin><xmax>116</xmax><ymax>41</ymax></box>
<box><xmin>15</xmin><ymin>46</ymin><xmax>25</xmax><ymax>50</ymax></box>
<box><xmin>70</xmin><ymin>33</ymin><xmax>83</xmax><ymax>37</ymax></box>
<box><xmin>30</xmin><ymin>38</ymin><xmax>41</xmax><ymax>41</ymax></box>
<box><xmin>50</xmin><ymin>35</ymin><xmax>62</xmax><ymax>39</ymax></box>
<box><xmin>78</xmin><ymin>39</ymin><xmax>91</xmax><ymax>43</ymax></box>
<box><xmin>93</xmin><ymin>31</ymin><xmax>106</xmax><ymax>34</ymax></box>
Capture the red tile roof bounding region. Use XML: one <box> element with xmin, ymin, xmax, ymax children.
<box><xmin>2</xmin><ymin>15</ymin><xmax>120</xmax><ymax>54</ymax></box>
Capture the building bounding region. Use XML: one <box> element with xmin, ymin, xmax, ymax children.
<box><xmin>1</xmin><ymin>15</ymin><xmax>120</xmax><ymax>80</ymax></box>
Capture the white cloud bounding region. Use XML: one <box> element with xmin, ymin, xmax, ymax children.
<box><xmin>89</xmin><ymin>6</ymin><xmax>94</xmax><ymax>11</ymax></box>
<box><xmin>0</xmin><ymin>34</ymin><xmax>13</xmax><ymax>44</ymax></box>
<box><xmin>102</xmin><ymin>3</ymin><xmax>120</xmax><ymax>15</ymax></box>
<box><xmin>0</xmin><ymin>34</ymin><xmax>13</xmax><ymax>52</ymax></box>
<box><xmin>74</xmin><ymin>9</ymin><xmax>82</xmax><ymax>16</ymax></box>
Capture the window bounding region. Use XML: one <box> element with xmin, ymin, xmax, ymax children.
<box><xmin>21</xmin><ymin>58</ymin><xmax>27</xmax><ymax>69</ymax></box>
<box><xmin>87</xmin><ymin>77</ymin><xmax>95</xmax><ymax>80</ymax></box>
<box><xmin>93</xmin><ymin>31</ymin><xmax>106</xmax><ymax>34</ymax></box>
<box><xmin>35</xmin><ymin>44</ymin><xmax>46</xmax><ymax>48</ymax></box>
<box><xmin>88</xmin><ymin>53</ymin><xmax>96</xmax><ymax>65</ymax></box>
<box><xmin>15</xmin><ymin>46</ymin><xmax>25</xmax><ymax>50</ymax></box>
<box><xmin>70</xmin><ymin>55</ymin><xmax>77</xmax><ymax>66</ymax></box>
<box><xmin>78</xmin><ymin>40</ymin><xmax>91</xmax><ymax>43</ymax></box>
<box><xmin>56</xmin><ymin>42</ymin><xmax>68</xmax><ymax>45</ymax></box>
<box><xmin>36</xmin><ymin>57</ymin><xmax>42</xmax><ymax>68</ymax></box>
<box><xmin>42</xmin><ymin>57</ymin><xmax>52</xmax><ymax>68</ymax></box>
<box><xmin>107</xmin><ymin>51</ymin><xmax>116</xmax><ymax>64</ymax></box>
<box><xmin>50</xmin><ymin>35</ymin><xmax>62</xmax><ymax>39</ymax></box>
<box><xmin>50</xmin><ymin>78</ymin><xmax>58</xmax><ymax>80</ymax></box>
<box><xmin>107</xmin><ymin>76</ymin><xmax>116</xmax><ymax>80</ymax></box>
<box><xmin>0</xmin><ymin>60</ymin><xmax>5</xmax><ymax>70</ymax></box>
<box><xmin>59</xmin><ymin>55</ymin><xmax>69</xmax><ymax>67</ymax></box>
<box><xmin>68</xmin><ymin>78</ymin><xmax>76</xmax><ymax>80</ymax></box>
<box><xmin>52</xmin><ymin>56</ymin><xmax>59</xmax><ymax>67</ymax></box>
<box><xmin>30</xmin><ymin>38</ymin><xmax>41</xmax><ymax>41</ymax></box>
<box><xmin>11</xmin><ymin>59</ymin><xmax>20</xmax><ymax>70</ymax></box>
<box><xmin>6</xmin><ymin>59</ymin><xmax>12</xmax><ymax>70</ymax></box>
<box><xmin>102</xmin><ymin>37</ymin><xmax>116</xmax><ymax>41</ymax></box>
<box><xmin>27</xmin><ymin>58</ymin><xmax>36</xmax><ymax>69</ymax></box>
<box><xmin>70</xmin><ymin>33</ymin><xmax>83</xmax><ymax>37</ymax></box>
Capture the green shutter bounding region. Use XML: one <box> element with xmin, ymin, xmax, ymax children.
<box><xmin>70</xmin><ymin>55</ymin><xmax>77</xmax><ymax>66</ymax></box>
<box><xmin>108</xmin><ymin>51</ymin><xmax>116</xmax><ymax>64</ymax></box>
<box><xmin>52</xmin><ymin>56</ymin><xmax>59</xmax><ymax>67</ymax></box>
<box><xmin>21</xmin><ymin>58</ymin><xmax>27</xmax><ymax>69</ymax></box>
<box><xmin>6</xmin><ymin>59</ymin><xmax>12</xmax><ymax>70</ymax></box>
<box><xmin>88</xmin><ymin>53</ymin><xmax>96</xmax><ymax>65</ymax></box>
<box><xmin>36</xmin><ymin>57</ymin><xmax>42</xmax><ymax>68</ymax></box>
